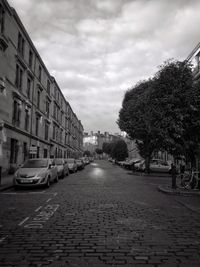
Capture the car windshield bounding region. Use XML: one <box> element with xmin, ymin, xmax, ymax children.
<box><xmin>22</xmin><ymin>159</ymin><xmax>48</xmax><ymax>168</ymax></box>
<box><xmin>66</xmin><ymin>159</ymin><xmax>74</xmax><ymax>163</ymax></box>
<box><xmin>54</xmin><ymin>159</ymin><xmax>63</xmax><ymax>165</ymax></box>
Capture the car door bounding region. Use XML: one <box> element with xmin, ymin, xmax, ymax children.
<box><xmin>51</xmin><ymin>160</ymin><xmax>57</xmax><ymax>180</ymax></box>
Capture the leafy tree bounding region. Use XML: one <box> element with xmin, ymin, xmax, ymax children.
<box><xmin>95</xmin><ymin>148</ymin><xmax>103</xmax><ymax>155</ymax></box>
<box><xmin>102</xmin><ymin>142</ymin><xmax>113</xmax><ymax>155</ymax></box>
<box><xmin>111</xmin><ymin>140</ymin><xmax>128</xmax><ymax>161</ymax></box>
<box><xmin>152</xmin><ymin>60</ymin><xmax>200</xmax><ymax>165</ymax></box>
<box><xmin>83</xmin><ymin>150</ymin><xmax>91</xmax><ymax>157</ymax></box>
<box><xmin>118</xmin><ymin>59</ymin><xmax>200</xmax><ymax>169</ymax></box>
<box><xmin>118</xmin><ymin>79</ymin><xmax>161</xmax><ymax>172</ymax></box>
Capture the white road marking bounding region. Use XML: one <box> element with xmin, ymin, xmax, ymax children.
<box><xmin>46</xmin><ymin>198</ymin><xmax>52</xmax><ymax>203</ymax></box>
<box><xmin>1</xmin><ymin>192</ymin><xmax>17</xmax><ymax>195</ymax></box>
<box><xmin>18</xmin><ymin>217</ymin><xmax>30</xmax><ymax>226</ymax></box>
<box><xmin>23</xmin><ymin>204</ymin><xmax>59</xmax><ymax>228</ymax></box>
<box><xmin>0</xmin><ymin>235</ymin><xmax>8</xmax><ymax>243</ymax></box>
<box><xmin>29</xmin><ymin>191</ymin><xmax>46</xmax><ymax>194</ymax></box>
<box><xmin>35</xmin><ymin>206</ymin><xmax>43</xmax><ymax>212</ymax></box>
<box><xmin>53</xmin><ymin>192</ymin><xmax>57</xmax><ymax>197</ymax></box>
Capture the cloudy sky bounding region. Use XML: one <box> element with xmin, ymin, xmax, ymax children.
<box><xmin>9</xmin><ymin>0</ymin><xmax>200</xmax><ymax>134</ymax></box>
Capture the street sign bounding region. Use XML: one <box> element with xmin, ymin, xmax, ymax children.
<box><xmin>29</xmin><ymin>146</ymin><xmax>37</xmax><ymax>154</ymax></box>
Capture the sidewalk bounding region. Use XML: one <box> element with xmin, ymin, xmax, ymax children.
<box><xmin>0</xmin><ymin>173</ymin><xmax>14</xmax><ymax>191</ymax></box>
<box><xmin>158</xmin><ymin>184</ymin><xmax>200</xmax><ymax>197</ymax></box>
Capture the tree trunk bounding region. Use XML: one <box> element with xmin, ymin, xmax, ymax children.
<box><xmin>145</xmin><ymin>155</ymin><xmax>151</xmax><ymax>173</ymax></box>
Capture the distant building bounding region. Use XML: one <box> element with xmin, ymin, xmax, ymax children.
<box><xmin>83</xmin><ymin>131</ymin><xmax>120</xmax><ymax>154</ymax></box>
<box><xmin>0</xmin><ymin>0</ymin><xmax>83</xmax><ymax>175</ymax></box>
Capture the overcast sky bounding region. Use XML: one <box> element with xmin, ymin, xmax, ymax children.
<box><xmin>9</xmin><ymin>0</ymin><xmax>200</xmax><ymax>134</ymax></box>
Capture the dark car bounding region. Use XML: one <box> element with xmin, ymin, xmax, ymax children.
<box><xmin>76</xmin><ymin>159</ymin><xmax>85</xmax><ymax>170</ymax></box>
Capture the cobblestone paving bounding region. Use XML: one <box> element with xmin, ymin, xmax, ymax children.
<box><xmin>0</xmin><ymin>161</ymin><xmax>200</xmax><ymax>266</ymax></box>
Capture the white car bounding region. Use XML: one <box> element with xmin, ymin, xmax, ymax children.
<box><xmin>54</xmin><ymin>158</ymin><xmax>69</xmax><ymax>178</ymax></box>
<box><xmin>138</xmin><ymin>159</ymin><xmax>171</xmax><ymax>173</ymax></box>
<box><xmin>66</xmin><ymin>158</ymin><xmax>77</xmax><ymax>173</ymax></box>
<box><xmin>13</xmin><ymin>158</ymin><xmax>58</xmax><ymax>188</ymax></box>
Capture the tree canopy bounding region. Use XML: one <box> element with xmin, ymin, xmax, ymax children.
<box><xmin>118</xmin><ymin>60</ymin><xmax>200</xmax><ymax>168</ymax></box>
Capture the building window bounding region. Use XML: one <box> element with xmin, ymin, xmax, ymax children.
<box><xmin>37</xmin><ymin>90</ymin><xmax>40</xmax><ymax>109</ymax></box>
<box><xmin>10</xmin><ymin>138</ymin><xmax>18</xmax><ymax>164</ymax></box>
<box><xmin>44</xmin><ymin>122</ymin><xmax>49</xmax><ymax>140</ymax></box>
<box><xmin>47</xmin><ymin>79</ymin><xmax>50</xmax><ymax>95</ymax></box>
<box><xmin>53</xmin><ymin>124</ymin><xmax>56</xmax><ymax>139</ymax></box>
<box><xmin>43</xmin><ymin>148</ymin><xmax>48</xmax><ymax>158</ymax></box>
<box><xmin>17</xmin><ymin>32</ymin><xmax>25</xmax><ymax>57</ymax></box>
<box><xmin>27</xmin><ymin>77</ymin><xmax>32</xmax><ymax>99</ymax></box>
<box><xmin>23</xmin><ymin>142</ymin><xmax>27</xmax><ymax>162</ymax></box>
<box><xmin>15</xmin><ymin>64</ymin><xmax>23</xmax><ymax>90</ymax></box>
<box><xmin>35</xmin><ymin>116</ymin><xmax>39</xmax><ymax>136</ymax></box>
<box><xmin>38</xmin><ymin>65</ymin><xmax>42</xmax><ymax>81</ymax></box>
<box><xmin>12</xmin><ymin>99</ymin><xmax>21</xmax><ymax>127</ymax></box>
<box><xmin>29</xmin><ymin>50</ymin><xmax>33</xmax><ymax>68</ymax></box>
<box><xmin>24</xmin><ymin>108</ymin><xmax>30</xmax><ymax>131</ymax></box>
<box><xmin>46</xmin><ymin>100</ymin><xmax>50</xmax><ymax>117</ymax></box>
<box><xmin>0</xmin><ymin>4</ymin><xmax>5</xmax><ymax>34</ymax></box>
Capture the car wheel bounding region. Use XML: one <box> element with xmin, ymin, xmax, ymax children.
<box><xmin>45</xmin><ymin>177</ymin><xmax>50</xmax><ymax>188</ymax></box>
<box><xmin>54</xmin><ymin>174</ymin><xmax>59</xmax><ymax>183</ymax></box>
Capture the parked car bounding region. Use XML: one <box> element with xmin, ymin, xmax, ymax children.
<box><xmin>83</xmin><ymin>157</ymin><xmax>90</xmax><ymax>165</ymax></box>
<box><xmin>134</xmin><ymin>159</ymin><xmax>145</xmax><ymax>171</ymax></box>
<box><xmin>123</xmin><ymin>158</ymin><xmax>142</xmax><ymax>170</ymax></box>
<box><xmin>54</xmin><ymin>158</ymin><xmax>69</xmax><ymax>178</ymax></box>
<box><xmin>76</xmin><ymin>159</ymin><xmax>85</xmax><ymax>170</ymax></box>
<box><xmin>89</xmin><ymin>156</ymin><xmax>94</xmax><ymax>162</ymax></box>
<box><xmin>13</xmin><ymin>158</ymin><xmax>58</xmax><ymax>188</ymax></box>
<box><xmin>66</xmin><ymin>158</ymin><xmax>77</xmax><ymax>173</ymax></box>
<box><xmin>137</xmin><ymin>159</ymin><xmax>171</xmax><ymax>173</ymax></box>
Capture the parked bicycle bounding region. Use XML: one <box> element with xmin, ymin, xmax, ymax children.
<box><xmin>177</xmin><ymin>170</ymin><xmax>200</xmax><ymax>190</ymax></box>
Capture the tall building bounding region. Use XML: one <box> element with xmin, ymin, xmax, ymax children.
<box><xmin>0</xmin><ymin>0</ymin><xmax>83</xmax><ymax>174</ymax></box>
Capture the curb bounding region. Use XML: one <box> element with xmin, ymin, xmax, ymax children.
<box><xmin>0</xmin><ymin>184</ymin><xmax>13</xmax><ymax>192</ymax></box>
<box><xmin>157</xmin><ymin>185</ymin><xmax>200</xmax><ymax>197</ymax></box>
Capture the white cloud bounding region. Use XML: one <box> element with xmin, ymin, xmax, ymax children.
<box><xmin>8</xmin><ymin>0</ymin><xmax>200</xmax><ymax>133</ymax></box>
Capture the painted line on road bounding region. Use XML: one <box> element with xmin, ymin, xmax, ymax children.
<box><xmin>0</xmin><ymin>235</ymin><xmax>8</xmax><ymax>243</ymax></box>
<box><xmin>1</xmin><ymin>192</ymin><xmax>17</xmax><ymax>195</ymax></box>
<box><xmin>46</xmin><ymin>198</ymin><xmax>52</xmax><ymax>203</ymax></box>
<box><xmin>23</xmin><ymin>204</ymin><xmax>59</xmax><ymax>228</ymax></box>
<box><xmin>53</xmin><ymin>192</ymin><xmax>57</xmax><ymax>197</ymax></box>
<box><xmin>18</xmin><ymin>217</ymin><xmax>30</xmax><ymax>226</ymax></box>
<box><xmin>35</xmin><ymin>206</ymin><xmax>43</xmax><ymax>212</ymax></box>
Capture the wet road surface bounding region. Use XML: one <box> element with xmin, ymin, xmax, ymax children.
<box><xmin>0</xmin><ymin>160</ymin><xmax>200</xmax><ymax>266</ymax></box>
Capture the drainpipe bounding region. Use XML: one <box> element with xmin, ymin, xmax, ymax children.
<box><xmin>29</xmin><ymin>54</ymin><xmax>37</xmax><ymax>158</ymax></box>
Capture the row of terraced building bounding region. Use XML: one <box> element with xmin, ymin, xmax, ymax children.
<box><xmin>0</xmin><ymin>0</ymin><xmax>84</xmax><ymax>175</ymax></box>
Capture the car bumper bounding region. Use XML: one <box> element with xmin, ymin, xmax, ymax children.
<box><xmin>13</xmin><ymin>178</ymin><xmax>47</xmax><ymax>187</ymax></box>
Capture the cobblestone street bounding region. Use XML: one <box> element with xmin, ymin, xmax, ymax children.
<box><xmin>0</xmin><ymin>160</ymin><xmax>200</xmax><ymax>266</ymax></box>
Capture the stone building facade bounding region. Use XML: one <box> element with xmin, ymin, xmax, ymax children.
<box><xmin>0</xmin><ymin>0</ymin><xmax>83</xmax><ymax>174</ymax></box>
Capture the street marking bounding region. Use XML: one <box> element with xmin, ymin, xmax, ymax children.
<box><xmin>29</xmin><ymin>191</ymin><xmax>46</xmax><ymax>194</ymax></box>
<box><xmin>18</xmin><ymin>217</ymin><xmax>30</xmax><ymax>226</ymax></box>
<box><xmin>53</xmin><ymin>192</ymin><xmax>57</xmax><ymax>197</ymax></box>
<box><xmin>35</xmin><ymin>206</ymin><xmax>43</xmax><ymax>212</ymax></box>
<box><xmin>46</xmin><ymin>198</ymin><xmax>52</xmax><ymax>203</ymax></box>
<box><xmin>1</xmin><ymin>192</ymin><xmax>17</xmax><ymax>195</ymax></box>
<box><xmin>23</xmin><ymin>204</ymin><xmax>59</xmax><ymax>229</ymax></box>
<box><xmin>0</xmin><ymin>235</ymin><xmax>8</xmax><ymax>243</ymax></box>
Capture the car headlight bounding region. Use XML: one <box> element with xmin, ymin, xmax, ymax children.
<box><xmin>37</xmin><ymin>172</ymin><xmax>47</xmax><ymax>179</ymax></box>
<box><xmin>14</xmin><ymin>172</ymin><xmax>19</xmax><ymax>178</ymax></box>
